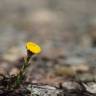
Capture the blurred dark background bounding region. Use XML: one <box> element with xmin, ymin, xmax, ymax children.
<box><xmin>0</xmin><ymin>0</ymin><xmax>96</xmax><ymax>82</ymax></box>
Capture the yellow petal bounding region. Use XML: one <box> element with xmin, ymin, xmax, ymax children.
<box><xmin>26</xmin><ymin>42</ymin><xmax>41</xmax><ymax>54</ymax></box>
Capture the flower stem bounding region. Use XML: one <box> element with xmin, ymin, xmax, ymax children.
<box><xmin>14</xmin><ymin>56</ymin><xmax>31</xmax><ymax>88</ymax></box>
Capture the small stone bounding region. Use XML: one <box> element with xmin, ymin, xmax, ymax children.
<box><xmin>9</xmin><ymin>68</ymin><xmax>20</xmax><ymax>76</ymax></box>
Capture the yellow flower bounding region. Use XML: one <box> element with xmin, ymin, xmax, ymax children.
<box><xmin>26</xmin><ymin>42</ymin><xmax>41</xmax><ymax>54</ymax></box>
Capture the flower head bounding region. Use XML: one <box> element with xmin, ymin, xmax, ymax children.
<box><xmin>26</xmin><ymin>42</ymin><xmax>41</xmax><ymax>54</ymax></box>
